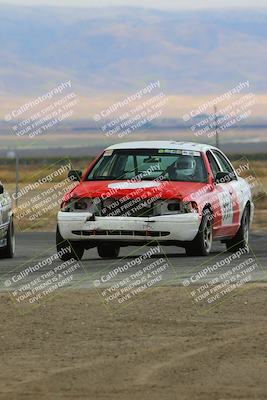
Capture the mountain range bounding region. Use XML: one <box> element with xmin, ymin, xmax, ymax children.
<box><xmin>1</xmin><ymin>5</ymin><xmax>267</xmax><ymax>97</ymax></box>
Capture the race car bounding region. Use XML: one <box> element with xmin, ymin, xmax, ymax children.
<box><xmin>0</xmin><ymin>182</ymin><xmax>15</xmax><ymax>258</ymax></box>
<box><xmin>56</xmin><ymin>141</ymin><xmax>254</xmax><ymax>260</ymax></box>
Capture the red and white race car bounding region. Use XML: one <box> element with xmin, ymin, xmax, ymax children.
<box><xmin>57</xmin><ymin>141</ymin><xmax>254</xmax><ymax>259</ymax></box>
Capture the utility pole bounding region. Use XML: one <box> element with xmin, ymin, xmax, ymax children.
<box><xmin>214</xmin><ymin>105</ymin><xmax>219</xmax><ymax>149</ymax></box>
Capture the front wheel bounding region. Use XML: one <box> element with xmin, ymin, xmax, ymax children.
<box><xmin>56</xmin><ymin>225</ymin><xmax>84</xmax><ymax>261</ymax></box>
<box><xmin>185</xmin><ymin>211</ymin><xmax>213</xmax><ymax>256</ymax></box>
<box><xmin>97</xmin><ymin>244</ymin><xmax>120</xmax><ymax>259</ymax></box>
<box><xmin>0</xmin><ymin>217</ymin><xmax>15</xmax><ymax>259</ymax></box>
<box><xmin>225</xmin><ymin>207</ymin><xmax>250</xmax><ymax>253</ymax></box>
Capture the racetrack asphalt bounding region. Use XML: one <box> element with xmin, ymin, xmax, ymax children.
<box><xmin>0</xmin><ymin>232</ymin><xmax>266</xmax><ymax>293</ymax></box>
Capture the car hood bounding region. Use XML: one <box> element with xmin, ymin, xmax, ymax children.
<box><xmin>64</xmin><ymin>180</ymin><xmax>210</xmax><ymax>201</ymax></box>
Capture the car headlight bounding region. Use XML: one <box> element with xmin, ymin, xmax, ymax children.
<box><xmin>154</xmin><ymin>200</ymin><xmax>198</xmax><ymax>215</ymax></box>
<box><xmin>154</xmin><ymin>200</ymin><xmax>181</xmax><ymax>215</ymax></box>
<box><xmin>180</xmin><ymin>201</ymin><xmax>199</xmax><ymax>213</ymax></box>
<box><xmin>61</xmin><ymin>198</ymin><xmax>95</xmax><ymax>213</ymax></box>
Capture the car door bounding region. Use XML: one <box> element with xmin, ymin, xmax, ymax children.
<box><xmin>211</xmin><ymin>150</ymin><xmax>241</xmax><ymax>236</ymax></box>
<box><xmin>206</xmin><ymin>151</ymin><xmax>231</xmax><ymax>235</ymax></box>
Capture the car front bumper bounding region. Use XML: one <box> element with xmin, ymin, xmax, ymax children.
<box><xmin>57</xmin><ymin>211</ymin><xmax>201</xmax><ymax>242</ymax></box>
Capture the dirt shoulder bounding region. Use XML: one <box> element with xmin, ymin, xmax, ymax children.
<box><xmin>0</xmin><ymin>285</ymin><xmax>267</xmax><ymax>400</ymax></box>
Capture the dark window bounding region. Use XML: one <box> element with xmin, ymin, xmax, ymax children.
<box><xmin>86</xmin><ymin>149</ymin><xmax>208</xmax><ymax>183</ymax></box>
<box><xmin>206</xmin><ymin>151</ymin><xmax>220</xmax><ymax>177</ymax></box>
<box><xmin>213</xmin><ymin>151</ymin><xmax>235</xmax><ymax>175</ymax></box>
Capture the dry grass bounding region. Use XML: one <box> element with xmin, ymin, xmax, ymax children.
<box><xmin>0</xmin><ymin>160</ymin><xmax>89</xmax><ymax>185</ymax></box>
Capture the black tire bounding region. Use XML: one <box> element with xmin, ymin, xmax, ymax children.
<box><xmin>0</xmin><ymin>218</ymin><xmax>15</xmax><ymax>259</ymax></box>
<box><xmin>185</xmin><ymin>210</ymin><xmax>213</xmax><ymax>256</ymax></box>
<box><xmin>97</xmin><ymin>244</ymin><xmax>120</xmax><ymax>259</ymax></box>
<box><xmin>56</xmin><ymin>225</ymin><xmax>84</xmax><ymax>261</ymax></box>
<box><xmin>225</xmin><ymin>207</ymin><xmax>250</xmax><ymax>253</ymax></box>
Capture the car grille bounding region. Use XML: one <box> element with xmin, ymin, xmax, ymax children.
<box><xmin>72</xmin><ymin>230</ymin><xmax>170</xmax><ymax>237</ymax></box>
<box><xmin>101</xmin><ymin>197</ymin><xmax>156</xmax><ymax>218</ymax></box>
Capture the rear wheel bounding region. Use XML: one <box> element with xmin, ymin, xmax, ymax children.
<box><xmin>97</xmin><ymin>244</ymin><xmax>120</xmax><ymax>259</ymax></box>
<box><xmin>225</xmin><ymin>207</ymin><xmax>250</xmax><ymax>252</ymax></box>
<box><xmin>0</xmin><ymin>218</ymin><xmax>15</xmax><ymax>259</ymax></box>
<box><xmin>185</xmin><ymin>210</ymin><xmax>213</xmax><ymax>256</ymax></box>
<box><xmin>56</xmin><ymin>225</ymin><xmax>84</xmax><ymax>261</ymax></box>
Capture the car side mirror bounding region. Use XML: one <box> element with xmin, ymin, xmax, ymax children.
<box><xmin>0</xmin><ymin>184</ymin><xmax>4</xmax><ymax>194</ymax></box>
<box><xmin>68</xmin><ymin>170</ymin><xmax>82</xmax><ymax>182</ymax></box>
<box><xmin>215</xmin><ymin>171</ymin><xmax>235</xmax><ymax>184</ymax></box>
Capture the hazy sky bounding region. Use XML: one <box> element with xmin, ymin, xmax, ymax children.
<box><xmin>0</xmin><ymin>0</ymin><xmax>266</xmax><ymax>9</ymax></box>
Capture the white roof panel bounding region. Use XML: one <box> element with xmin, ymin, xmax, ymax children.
<box><xmin>106</xmin><ymin>141</ymin><xmax>217</xmax><ymax>152</ymax></box>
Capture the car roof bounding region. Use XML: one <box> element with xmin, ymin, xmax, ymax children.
<box><xmin>106</xmin><ymin>141</ymin><xmax>218</xmax><ymax>152</ymax></box>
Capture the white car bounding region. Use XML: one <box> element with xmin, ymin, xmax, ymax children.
<box><xmin>57</xmin><ymin>141</ymin><xmax>254</xmax><ymax>260</ymax></box>
<box><xmin>0</xmin><ymin>183</ymin><xmax>15</xmax><ymax>258</ymax></box>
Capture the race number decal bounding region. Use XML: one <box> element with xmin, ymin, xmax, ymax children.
<box><xmin>218</xmin><ymin>191</ymin><xmax>233</xmax><ymax>225</ymax></box>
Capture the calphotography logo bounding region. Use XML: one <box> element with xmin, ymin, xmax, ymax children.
<box><xmin>2</xmin><ymin>243</ymin><xmax>87</xmax><ymax>313</ymax></box>
<box><xmin>93</xmin><ymin>244</ymin><xmax>177</xmax><ymax>313</ymax></box>
<box><xmin>5</xmin><ymin>81</ymin><xmax>79</xmax><ymax>139</ymax></box>
<box><xmin>13</xmin><ymin>159</ymin><xmax>76</xmax><ymax>231</ymax></box>
<box><xmin>183</xmin><ymin>81</ymin><xmax>257</xmax><ymax>139</ymax></box>
<box><xmin>93</xmin><ymin>80</ymin><xmax>168</xmax><ymax>138</ymax></box>
<box><xmin>183</xmin><ymin>245</ymin><xmax>264</xmax><ymax>310</ymax></box>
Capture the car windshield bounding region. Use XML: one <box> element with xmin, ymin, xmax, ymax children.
<box><xmin>86</xmin><ymin>149</ymin><xmax>208</xmax><ymax>183</ymax></box>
